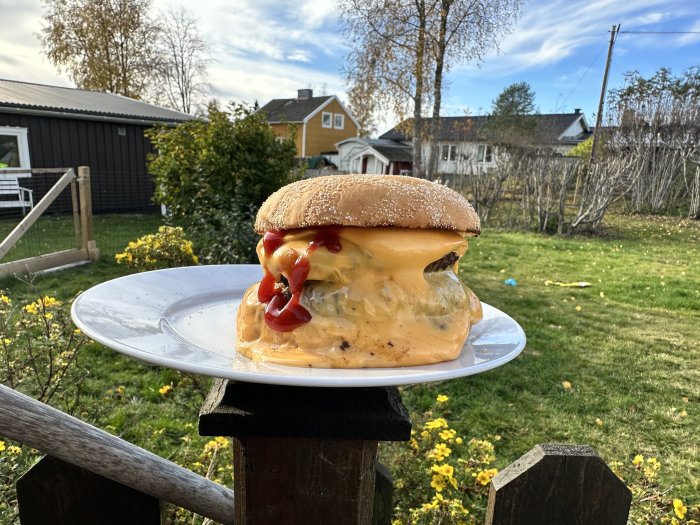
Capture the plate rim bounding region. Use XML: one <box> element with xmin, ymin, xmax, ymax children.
<box><xmin>71</xmin><ymin>264</ymin><xmax>526</xmax><ymax>387</ymax></box>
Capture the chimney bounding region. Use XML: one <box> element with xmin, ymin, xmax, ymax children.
<box><xmin>574</xmin><ymin>108</ymin><xmax>581</xmax><ymax>114</ymax></box>
<box><xmin>297</xmin><ymin>89</ymin><xmax>313</xmax><ymax>101</ymax></box>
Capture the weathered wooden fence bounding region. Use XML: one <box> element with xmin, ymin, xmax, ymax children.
<box><xmin>0</xmin><ymin>166</ymin><xmax>98</xmax><ymax>278</ymax></box>
<box><xmin>0</xmin><ymin>383</ymin><xmax>234</xmax><ymax>525</ymax></box>
<box><xmin>0</xmin><ymin>378</ymin><xmax>633</xmax><ymax>525</ymax></box>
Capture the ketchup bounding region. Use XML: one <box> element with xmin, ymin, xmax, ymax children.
<box><xmin>258</xmin><ymin>228</ymin><xmax>341</xmax><ymax>332</ymax></box>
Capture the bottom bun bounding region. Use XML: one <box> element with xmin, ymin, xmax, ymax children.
<box><xmin>236</xmin><ymin>281</ymin><xmax>483</xmax><ymax>369</ymax></box>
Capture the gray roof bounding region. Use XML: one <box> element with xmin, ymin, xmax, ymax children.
<box><xmin>380</xmin><ymin>113</ymin><xmax>590</xmax><ymax>145</ymax></box>
<box><xmin>0</xmin><ymin>78</ymin><xmax>194</xmax><ymax>123</ymax></box>
<box><xmin>258</xmin><ymin>96</ymin><xmax>333</xmax><ymax>123</ymax></box>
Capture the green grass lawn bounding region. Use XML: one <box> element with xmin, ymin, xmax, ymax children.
<box><xmin>0</xmin><ymin>212</ymin><xmax>163</xmax><ymax>264</ymax></box>
<box><xmin>0</xmin><ymin>212</ymin><xmax>697</xmax><ymax>523</ymax></box>
<box><xmin>392</xmin><ymin>213</ymin><xmax>699</xmax><ymax>516</ymax></box>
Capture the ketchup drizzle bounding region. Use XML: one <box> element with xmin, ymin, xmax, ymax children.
<box><xmin>258</xmin><ymin>228</ymin><xmax>341</xmax><ymax>332</ymax></box>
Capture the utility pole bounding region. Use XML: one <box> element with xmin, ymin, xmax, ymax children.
<box><xmin>590</xmin><ymin>24</ymin><xmax>620</xmax><ymax>162</ymax></box>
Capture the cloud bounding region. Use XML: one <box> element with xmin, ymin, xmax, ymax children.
<box><xmin>453</xmin><ymin>0</ymin><xmax>689</xmax><ymax>76</ymax></box>
<box><xmin>287</xmin><ymin>50</ymin><xmax>312</xmax><ymax>62</ymax></box>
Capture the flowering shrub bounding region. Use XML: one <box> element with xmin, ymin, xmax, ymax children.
<box><xmin>610</xmin><ymin>454</ymin><xmax>699</xmax><ymax>524</ymax></box>
<box><xmin>388</xmin><ymin>395</ymin><xmax>499</xmax><ymax>524</ymax></box>
<box><xmin>0</xmin><ymin>293</ymin><xmax>86</xmax><ymax>409</ymax></box>
<box><xmin>115</xmin><ymin>226</ymin><xmax>198</xmax><ymax>271</ymax></box>
<box><xmin>0</xmin><ymin>292</ymin><xmax>87</xmax><ymax>523</ymax></box>
<box><xmin>0</xmin><ymin>440</ymin><xmax>40</xmax><ymax>518</ymax></box>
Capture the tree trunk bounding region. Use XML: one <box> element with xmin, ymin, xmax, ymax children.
<box><xmin>426</xmin><ymin>0</ymin><xmax>451</xmax><ymax>180</ymax></box>
<box><xmin>411</xmin><ymin>0</ymin><xmax>427</xmax><ymax>178</ymax></box>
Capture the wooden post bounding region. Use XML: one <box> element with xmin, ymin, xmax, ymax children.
<box><xmin>71</xmin><ymin>179</ymin><xmax>82</xmax><ymax>249</ymax></box>
<box><xmin>17</xmin><ymin>455</ymin><xmax>161</xmax><ymax>525</ymax></box>
<box><xmin>199</xmin><ymin>380</ymin><xmax>412</xmax><ymax>525</ymax></box>
<box><xmin>78</xmin><ymin>166</ymin><xmax>99</xmax><ymax>261</ymax></box>
<box><xmin>486</xmin><ymin>444</ymin><xmax>632</xmax><ymax>525</ymax></box>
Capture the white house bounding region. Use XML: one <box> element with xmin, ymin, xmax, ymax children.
<box><xmin>335</xmin><ymin>137</ymin><xmax>412</xmax><ymax>175</ymax></box>
<box><xmin>376</xmin><ymin>111</ymin><xmax>591</xmax><ymax>175</ymax></box>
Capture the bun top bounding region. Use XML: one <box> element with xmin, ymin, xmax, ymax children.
<box><xmin>255</xmin><ymin>174</ymin><xmax>480</xmax><ymax>235</ymax></box>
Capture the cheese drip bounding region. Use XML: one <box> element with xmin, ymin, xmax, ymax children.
<box><xmin>236</xmin><ymin>227</ymin><xmax>482</xmax><ymax>368</ymax></box>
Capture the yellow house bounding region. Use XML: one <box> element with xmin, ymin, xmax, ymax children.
<box><xmin>259</xmin><ymin>89</ymin><xmax>359</xmax><ymax>159</ymax></box>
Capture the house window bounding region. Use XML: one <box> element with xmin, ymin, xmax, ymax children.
<box><xmin>441</xmin><ymin>144</ymin><xmax>457</xmax><ymax>162</ymax></box>
<box><xmin>322</xmin><ymin>112</ymin><xmax>332</xmax><ymax>128</ymax></box>
<box><xmin>0</xmin><ymin>127</ymin><xmax>31</xmax><ymax>170</ymax></box>
<box><xmin>477</xmin><ymin>144</ymin><xmax>493</xmax><ymax>163</ymax></box>
<box><xmin>334</xmin><ymin>113</ymin><xmax>345</xmax><ymax>129</ymax></box>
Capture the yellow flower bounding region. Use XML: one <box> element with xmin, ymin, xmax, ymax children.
<box><xmin>632</xmin><ymin>454</ymin><xmax>644</xmax><ymax>466</ymax></box>
<box><xmin>192</xmin><ymin>255</ymin><xmax>199</xmax><ymax>264</ymax></box>
<box><xmin>439</xmin><ymin>428</ymin><xmax>457</xmax><ymax>442</ymax></box>
<box><xmin>436</xmin><ymin>394</ymin><xmax>449</xmax><ymax>404</ymax></box>
<box><xmin>476</xmin><ymin>468</ymin><xmax>498</xmax><ymax>486</ymax></box>
<box><xmin>673</xmin><ymin>499</ymin><xmax>687</xmax><ymax>520</ymax></box>
<box><xmin>0</xmin><ymin>294</ymin><xmax>10</xmax><ymax>304</ymax></box>
<box><xmin>455</xmin><ymin>437</ymin><xmax>463</xmax><ymax>445</ymax></box>
<box><xmin>23</xmin><ymin>303</ymin><xmax>39</xmax><ymax>315</ymax></box>
<box><xmin>204</xmin><ymin>436</ymin><xmax>229</xmax><ymax>453</ymax></box>
<box><xmin>430</xmin><ymin>474</ymin><xmax>447</xmax><ymax>492</ymax></box>
<box><xmin>562</xmin><ymin>380</ymin><xmax>573</xmax><ymax>390</ymax></box>
<box><xmin>0</xmin><ymin>441</ymin><xmax>5</xmax><ymax>452</ymax></box>
<box><xmin>42</xmin><ymin>296</ymin><xmax>60</xmax><ymax>308</ymax></box>
<box><xmin>429</xmin><ymin>443</ymin><xmax>452</xmax><ymax>461</ymax></box>
<box><xmin>158</xmin><ymin>384</ymin><xmax>173</xmax><ymax>396</ymax></box>
<box><xmin>2</xmin><ymin>338</ymin><xmax>10</xmax><ymax>345</ymax></box>
<box><xmin>425</xmin><ymin>418</ymin><xmax>448</xmax><ymax>430</ymax></box>
<box><xmin>432</xmin><ymin>464</ymin><xmax>454</xmax><ymax>477</ymax></box>
<box><xmin>7</xmin><ymin>445</ymin><xmax>21</xmax><ymax>455</ymax></box>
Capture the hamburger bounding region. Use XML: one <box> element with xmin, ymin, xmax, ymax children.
<box><xmin>236</xmin><ymin>174</ymin><xmax>482</xmax><ymax>368</ymax></box>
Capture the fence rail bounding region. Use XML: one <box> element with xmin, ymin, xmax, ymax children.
<box><xmin>0</xmin><ymin>384</ymin><xmax>234</xmax><ymax>525</ymax></box>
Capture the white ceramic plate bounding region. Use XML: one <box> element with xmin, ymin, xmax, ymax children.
<box><xmin>71</xmin><ymin>265</ymin><xmax>526</xmax><ymax>387</ymax></box>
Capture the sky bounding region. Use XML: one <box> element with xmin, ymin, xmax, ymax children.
<box><xmin>1</xmin><ymin>0</ymin><xmax>699</xmax><ymax>135</ymax></box>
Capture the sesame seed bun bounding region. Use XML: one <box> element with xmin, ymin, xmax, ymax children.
<box><xmin>254</xmin><ymin>174</ymin><xmax>480</xmax><ymax>235</ymax></box>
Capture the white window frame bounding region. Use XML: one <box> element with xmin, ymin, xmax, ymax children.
<box><xmin>0</xmin><ymin>126</ymin><xmax>31</xmax><ymax>172</ymax></box>
<box><xmin>321</xmin><ymin>112</ymin><xmax>332</xmax><ymax>128</ymax></box>
<box><xmin>441</xmin><ymin>144</ymin><xmax>457</xmax><ymax>162</ymax></box>
<box><xmin>333</xmin><ymin>113</ymin><xmax>345</xmax><ymax>130</ymax></box>
<box><xmin>477</xmin><ymin>144</ymin><xmax>493</xmax><ymax>163</ymax></box>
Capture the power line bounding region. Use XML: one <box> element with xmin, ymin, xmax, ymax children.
<box><xmin>619</xmin><ymin>30</ymin><xmax>700</xmax><ymax>34</ymax></box>
<box><xmin>559</xmin><ymin>44</ymin><xmax>607</xmax><ymax>110</ymax></box>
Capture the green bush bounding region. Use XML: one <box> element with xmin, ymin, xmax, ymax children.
<box><xmin>115</xmin><ymin>226</ymin><xmax>198</xmax><ymax>271</ymax></box>
<box><xmin>147</xmin><ymin>103</ymin><xmax>302</xmax><ymax>264</ymax></box>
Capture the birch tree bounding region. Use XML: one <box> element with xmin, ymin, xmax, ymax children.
<box><xmin>340</xmin><ymin>0</ymin><xmax>522</xmax><ymax>177</ymax></box>
<box><xmin>153</xmin><ymin>8</ymin><xmax>210</xmax><ymax>115</ymax></box>
<box><xmin>39</xmin><ymin>0</ymin><xmax>160</xmax><ymax>99</ymax></box>
<box><xmin>341</xmin><ymin>0</ymin><xmax>433</xmax><ymax>175</ymax></box>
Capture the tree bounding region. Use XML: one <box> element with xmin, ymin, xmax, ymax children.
<box><xmin>147</xmin><ymin>104</ymin><xmax>302</xmax><ymax>263</ymax></box>
<box><xmin>340</xmin><ymin>0</ymin><xmax>523</xmax><ymax>177</ymax></box>
<box><xmin>341</xmin><ymin>0</ymin><xmax>433</xmax><ymax>174</ymax></box>
<box><xmin>39</xmin><ymin>0</ymin><xmax>160</xmax><ymax>99</ymax></box>
<box><xmin>486</xmin><ymin>81</ymin><xmax>537</xmax><ymax>145</ymax></box>
<box><xmin>491</xmin><ymin>81</ymin><xmax>536</xmax><ymax>116</ymax></box>
<box><xmin>424</xmin><ymin>0</ymin><xmax>523</xmax><ymax>177</ymax></box>
<box><xmin>153</xmin><ymin>8</ymin><xmax>210</xmax><ymax>114</ymax></box>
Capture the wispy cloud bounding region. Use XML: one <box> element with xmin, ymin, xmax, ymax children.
<box><xmin>455</xmin><ymin>0</ymin><xmax>691</xmax><ymax>76</ymax></box>
<box><xmin>287</xmin><ymin>50</ymin><xmax>312</xmax><ymax>62</ymax></box>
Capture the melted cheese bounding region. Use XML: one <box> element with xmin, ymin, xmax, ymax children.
<box><xmin>237</xmin><ymin>227</ymin><xmax>483</xmax><ymax>368</ymax></box>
